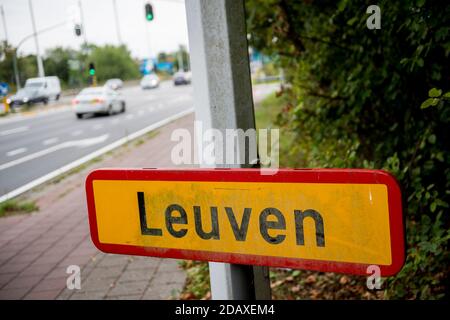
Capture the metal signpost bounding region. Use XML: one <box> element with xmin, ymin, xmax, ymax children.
<box><xmin>184</xmin><ymin>0</ymin><xmax>271</xmax><ymax>299</ymax></box>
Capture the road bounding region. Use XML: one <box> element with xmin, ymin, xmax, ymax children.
<box><xmin>0</xmin><ymin>81</ymin><xmax>278</xmax><ymax>200</ymax></box>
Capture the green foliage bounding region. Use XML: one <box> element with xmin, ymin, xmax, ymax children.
<box><xmin>88</xmin><ymin>45</ymin><xmax>140</xmax><ymax>82</ymax></box>
<box><xmin>0</xmin><ymin>199</ymin><xmax>38</xmax><ymax>217</ymax></box>
<box><xmin>179</xmin><ymin>261</ymin><xmax>210</xmax><ymax>299</ymax></box>
<box><xmin>0</xmin><ymin>42</ymin><xmax>140</xmax><ymax>90</ymax></box>
<box><xmin>247</xmin><ymin>0</ymin><xmax>449</xmax><ymax>299</ymax></box>
<box><xmin>157</xmin><ymin>45</ymin><xmax>190</xmax><ymax>73</ymax></box>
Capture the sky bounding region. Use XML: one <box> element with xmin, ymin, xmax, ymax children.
<box><xmin>0</xmin><ymin>0</ymin><xmax>189</xmax><ymax>59</ymax></box>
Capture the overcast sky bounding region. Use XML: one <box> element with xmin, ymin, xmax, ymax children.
<box><xmin>0</xmin><ymin>0</ymin><xmax>189</xmax><ymax>59</ymax></box>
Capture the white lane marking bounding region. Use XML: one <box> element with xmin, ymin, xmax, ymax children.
<box><xmin>93</xmin><ymin>124</ymin><xmax>103</xmax><ymax>130</ymax></box>
<box><xmin>169</xmin><ymin>95</ymin><xmax>191</xmax><ymax>104</ymax></box>
<box><xmin>0</xmin><ymin>134</ymin><xmax>109</xmax><ymax>171</ymax></box>
<box><xmin>0</xmin><ymin>126</ymin><xmax>29</xmax><ymax>136</ymax></box>
<box><xmin>126</xmin><ymin>114</ymin><xmax>134</xmax><ymax>120</ymax></box>
<box><xmin>0</xmin><ymin>108</ymin><xmax>194</xmax><ymax>203</ymax></box>
<box><xmin>71</xmin><ymin>130</ymin><xmax>82</xmax><ymax>136</ymax></box>
<box><xmin>43</xmin><ymin>137</ymin><xmax>59</xmax><ymax>145</ymax></box>
<box><xmin>6</xmin><ymin>148</ymin><xmax>27</xmax><ymax>157</ymax></box>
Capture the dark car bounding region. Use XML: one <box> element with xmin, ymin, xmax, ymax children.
<box><xmin>7</xmin><ymin>88</ymin><xmax>49</xmax><ymax>108</ymax></box>
<box><xmin>173</xmin><ymin>71</ymin><xmax>192</xmax><ymax>86</ymax></box>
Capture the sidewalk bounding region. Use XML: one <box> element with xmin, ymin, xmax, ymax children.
<box><xmin>0</xmin><ymin>113</ymin><xmax>195</xmax><ymax>300</ymax></box>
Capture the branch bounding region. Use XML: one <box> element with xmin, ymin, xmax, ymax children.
<box><xmin>278</xmin><ymin>0</ymin><xmax>305</xmax><ymax>55</ymax></box>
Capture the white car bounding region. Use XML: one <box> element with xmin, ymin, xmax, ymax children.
<box><xmin>73</xmin><ymin>87</ymin><xmax>125</xmax><ymax>119</ymax></box>
<box><xmin>105</xmin><ymin>78</ymin><xmax>123</xmax><ymax>90</ymax></box>
<box><xmin>140</xmin><ymin>74</ymin><xmax>160</xmax><ymax>89</ymax></box>
<box><xmin>23</xmin><ymin>76</ymin><xmax>61</xmax><ymax>101</ymax></box>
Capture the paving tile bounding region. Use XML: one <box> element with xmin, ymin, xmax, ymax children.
<box><xmin>32</xmin><ymin>277</ymin><xmax>67</xmax><ymax>292</ymax></box>
<box><xmin>0</xmin><ymin>262</ymin><xmax>30</xmax><ymax>274</ymax></box>
<box><xmin>2</xmin><ymin>275</ymin><xmax>43</xmax><ymax>289</ymax></box>
<box><xmin>85</xmin><ymin>266</ymin><xmax>124</xmax><ymax>280</ymax></box>
<box><xmin>126</xmin><ymin>257</ymin><xmax>161</xmax><ymax>270</ymax></box>
<box><xmin>105</xmin><ymin>294</ymin><xmax>142</xmax><ymax>300</ymax></box>
<box><xmin>0</xmin><ymin>287</ymin><xmax>29</xmax><ymax>300</ymax></box>
<box><xmin>80</xmin><ymin>277</ymin><xmax>116</xmax><ymax>292</ymax></box>
<box><xmin>142</xmin><ymin>283</ymin><xmax>182</xmax><ymax>300</ymax></box>
<box><xmin>24</xmin><ymin>289</ymin><xmax>62</xmax><ymax>300</ymax></box>
<box><xmin>117</xmin><ymin>269</ymin><xmax>156</xmax><ymax>283</ymax></box>
<box><xmin>151</xmin><ymin>269</ymin><xmax>186</xmax><ymax>286</ymax></box>
<box><xmin>107</xmin><ymin>280</ymin><xmax>148</xmax><ymax>297</ymax></box>
<box><xmin>44</xmin><ymin>266</ymin><xmax>70</xmax><ymax>279</ymax></box>
<box><xmin>69</xmin><ymin>290</ymin><xmax>106</xmax><ymax>300</ymax></box>
<box><xmin>96</xmin><ymin>255</ymin><xmax>133</xmax><ymax>268</ymax></box>
<box><xmin>0</xmin><ymin>272</ymin><xmax>19</xmax><ymax>288</ymax></box>
<box><xmin>19</xmin><ymin>263</ymin><xmax>57</xmax><ymax>277</ymax></box>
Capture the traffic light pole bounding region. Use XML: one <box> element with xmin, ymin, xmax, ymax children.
<box><xmin>78</xmin><ymin>0</ymin><xmax>88</xmax><ymax>47</ymax></box>
<box><xmin>112</xmin><ymin>0</ymin><xmax>122</xmax><ymax>45</ymax></box>
<box><xmin>185</xmin><ymin>0</ymin><xmax>271</xmax><ymax>300</ymax></box>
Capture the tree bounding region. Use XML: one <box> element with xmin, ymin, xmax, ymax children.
<box><xmin>87</xmin><ymin>44</ymin><xmax>140</xmax><ymax>82</ymax></box>
<box><xmin>44</xmin><ymin>47</ymin><xmax>74</xmax><ymax>86</ymax></box>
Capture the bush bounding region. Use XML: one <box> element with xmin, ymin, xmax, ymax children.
<box><xmin>246</xmin><ymin>0</ymin><xmax>449</xmax><ymax>299</ymax></box>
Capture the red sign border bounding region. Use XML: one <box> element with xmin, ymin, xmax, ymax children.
<box><xmin>85</xmin><ymin>168</ymin><xmax>405</xmax><ymax>277</ymax></box>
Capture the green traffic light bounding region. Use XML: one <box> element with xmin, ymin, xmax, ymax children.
<box><xmin>146</xmin><ymin>14</ymin><xmax>153</xmax><ymax>21</ymax></box>
<box><xmin>89</xmin><ymin>69</ymin><xmax>95</xmax><ymax>76</ymax></box>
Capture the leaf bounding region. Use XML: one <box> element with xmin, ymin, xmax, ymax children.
<box><xmin>347</xmin><ymin>17</ymin><xmax>358</xmax><ymax>26</ymax></box>
<box><xmin>443</xmin><ymin>92</ymin><xmax>450</xmax><ymax>99</ymax></box>
<box><xmin>420</xmin><ymin>98</ymin><xmax>439</xmax><ymax>109</ymax></box>
<box><xmin>427</xmin><ymin>134</ymin><xmax>436</xmax><ymax>144</ymax></box>
<box><xmin>435</xmin><ymin>199</ymin><xmax>449</xmax><ymax>208</ymax></box>
<box><xmin>428</xmin><ymin>88</ymin><xmax>442</xmax><ymax>97</ymax></box>
<box><xmin>292</xmin><ymin>270</ymin><xmax>301</xmax><ymax>277</ymax></box>
<box><xmin>430</xmin><ymin>202</ymin><xmax>437</xmax><ymax>213</ymax></box>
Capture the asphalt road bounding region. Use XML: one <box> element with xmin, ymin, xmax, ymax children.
<box><xmin>0</xmin><ymin>81</ymin><xmax>278</xmax><ymax>199</ymax></box>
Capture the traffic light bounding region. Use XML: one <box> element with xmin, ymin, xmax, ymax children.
<box><xmin>74</xmin><ymin>24</ymin><xmax>82</xmax><ymax>37</ymax></box>
<box><xmin>88</xmin><ymin>62</ymin><xmax>96</xmax><ymax>86</ymax></box>
<box><xmin>88</xmin><ymin>63</ymin><xmax>95</xmax><ymax>76</ymax></box>
<box><xmin>145</xmin><ymin>3</ymin><xmax>153</xmax><ymax>21</ymax></box>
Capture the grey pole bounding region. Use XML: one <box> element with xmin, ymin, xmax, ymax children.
<box><xmin>1</xmin><ymin>5</ymin><xmax>8</xmax><ymax>43</ymax></box>
<box><xmin>112</xmin><ymin>0</ymin><xmax>122</xmax><ymax>45</ymax></box>
<box><xmin>12</xmin><ymin>49</ymin><xmax>20</xmax><ymax>89</ymax></box>
<box><xmin>78</xmin><ymin>0</ymin><xmax>88</xmax><ymax>47</ymax></box>
<box><xmin>28</xmin><ymin>0</ymin><xmax>45</xmax><ymax>77</ymax></box>
<box><xmin>177</xmin><ymin>46</ymin><xmax>184</xmax><ymax>71</ymax></box>
<box><xmin>185</xmin><ymin>0</ymin><xmax>271</xmax><ymax>300</ymax></box>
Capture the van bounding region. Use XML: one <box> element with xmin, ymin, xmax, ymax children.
<box><xmin>24</xmin><ymin>76</ymin><xmax>61</xmax><ymax>102</ymax></box>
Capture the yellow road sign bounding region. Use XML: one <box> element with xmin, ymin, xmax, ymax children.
<box><xmin>86</xmin><ymin>168</ymin><xmax>405</xmax><ymax>276</ymax></box>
